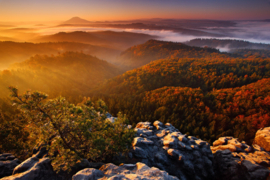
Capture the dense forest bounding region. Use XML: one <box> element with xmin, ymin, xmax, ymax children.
<box><xmin>95</xmin><ymin>57</ymin><xmax>270</xmax><ymax>94</ymax></box>
<box><xmin>1</xmin><ymin>39</ymin><xmax>270</xmax><ymax>159</ymax></box>
<box><xmin>91</xmin><ymin>40</ymin><xmax>270</xmax><ymax>144</ymax></box>
<box><xmin>232</xmin><ymin>49</ymin><xmax>270</xmax><ymax>58</ymax></box>
<box><xmin>0</xmin><ymin>51</ymin><xmax>124</xmax><ymax>158</ymax></box>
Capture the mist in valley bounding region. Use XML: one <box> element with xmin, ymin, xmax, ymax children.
<box><xmin>1</xmin><ymin>1</ymin><xmax>270</xmax><ymax>178</ymax></box>
<box><xmin>0</xmin><ymin>18</ymin><xmax>270</xmax><ymax>96</ymax></box>
<box><xmin>1</xmin><ymin>19</ymin><xmax>270</xmax><ymax>52</ymax></box>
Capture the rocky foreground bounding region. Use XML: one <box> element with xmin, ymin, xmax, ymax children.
<box><xmin>1</xmin><ymin>122</ymin><xmax>270</xmax><ymax>180</ymax></box>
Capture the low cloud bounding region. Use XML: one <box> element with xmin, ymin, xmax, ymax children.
<box><xmin>37</xmin><ymin>20</ymin><xmax>270</xmax><ymax>45</ymax></box>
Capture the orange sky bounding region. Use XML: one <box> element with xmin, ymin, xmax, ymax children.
<box><xmin>0</xmin><ymin>0</ymin><xmax>269</xmax><ymax>23</ymax></box>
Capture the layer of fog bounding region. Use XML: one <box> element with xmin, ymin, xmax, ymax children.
<box><xmin>202</xmin><ymin>21</ymin><xmax>270</xmax><ymax>44</ymax></box>
<box><xmin>1</xmin><ymin>20</ymin><xmax>270</xmax><ymax>52</ymax></box>
<box><xmin>37</xmin><ymin>20</ymin><xmax>270</xmax><ymax>45</ymax></box>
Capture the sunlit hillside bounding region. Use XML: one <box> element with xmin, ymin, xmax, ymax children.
<box><xmin>0</xmin><ymin>41</ymin><xmax>121</xmax><ymax>70</ymax></box>
<box><xmin>1</xmin><ymin>0</ymin><xmax>270</xmax><ymax>179</ymax></box>
<box><xmin>91</xmin><ymin>43</ymin><xmax>270</xmax><ymax>144</ymax></box>
<box><xmin>0</xmin><ymin>52</ymin><xmax>122</xmax><ymax>98</ymax></box>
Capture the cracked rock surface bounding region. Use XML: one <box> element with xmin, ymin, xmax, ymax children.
<box><xmin>1</xmin><ymin>153</ymin><xmax>58</xmax><ymax>180</ymax></box>
<box><xmin>0</xmin><ymin>153</ymin><xmax>20</xmax><ymax>178</ymax></box>
<box><xmin>72</xmin><ymin>162</ymin><xmax>179</xmax><ymax>180</ymax></box>
<box><xmin>211</xmin><ymin>136</ymin><xmax>270</xmax><ymax>180</ymax></box>
<box><xmin>130</xmin><ymin>121</ymin><xmax>214</xmax><ymax>180</ymax></box>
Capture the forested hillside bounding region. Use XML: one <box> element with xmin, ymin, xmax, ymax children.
<box><xmin>115</xmin><ymin>39</ymin><xmax>234</xmax><ymax>70</ymax></box>
<box><xmin>0</xmin><ymin>41</ymin><xmax>120</xmax><ymax>69</ymax></box>
<box><xmin>96</xmin><ymin>57</ymin><xmax>270</xmax><ymax>94</ymax></box>
<box><xmin>92</xmin><ymin>48</ymin><xmax>270</xmax><ymax>144</ymax></box>
<box><xmin>232</xmin><ymin>49</ymin><xmax>270</xmax><ymax>58</ymax></box>
<box><xmin>0</xmin><ymin>52</ymin><xmax>122</xmax><ymax>98</ymax></box>
<box><xmin>1</xmin><ymin>39</ymin><xmax>270</xmax><ymax>156</ymax></box>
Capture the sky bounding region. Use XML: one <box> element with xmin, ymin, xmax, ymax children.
<box><xmin>0</xmin><ymin>0</ymin><xmax>269</xmax><ymax>22</ymax></box>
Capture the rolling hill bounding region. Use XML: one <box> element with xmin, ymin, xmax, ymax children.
<box><xmin>0</xmin><ymin>41</ymin><xmax>121</xmax><ymax>70</ymax></box>
<box><xmin>115</xmin><ymin>39</ymin><xmax>233</xmax><ymax>71</ymax></box>
<box><xmin>1</xmin><ymin>52</ymin><xmax>122</xmax><ymax>98</ymax></box>
<box><xmin>34</xmin><ymin>31</ymin><xmax>157</xmax><ymax>50</ymax></box>
<box><xmin>91</xmin><ymin>42</ymin><xmax>270</xmax><ymax>144</ymax></box>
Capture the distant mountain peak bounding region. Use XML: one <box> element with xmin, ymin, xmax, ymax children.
<box><xmin>63</xmin><ymin>17</ymin><xmax>91</xmax><ymax>24</ymax></box>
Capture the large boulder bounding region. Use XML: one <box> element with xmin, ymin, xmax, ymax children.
<box><xmin>57</xmin><ymin>159</ymin><xmax>104</xmax><ymax>180</ymax></box>
<box><xmin>212</xmin><ymin>137</ymin><xmax>270</xmax><ymax>180</ymax></box>
<box><xmin>253</xmin><ymin>127</ymin><xmax>270</xmax><ymax>152</ymax></box>
<box><xmin>1</xmin><ymin>153</ymin><xmax>58</xmax><ymax>180</ymax></box>
<box><xmin>72</xmin><ymin>162</ymin><xmax>179</xmax><ymax>180</ymax></box>
<box><xmin>0</xmin><ymin>153</ymin><xmax>20</xmax><ymax>178</ymax></box>
<box><xmin>128</xmin><ymin>121</ymin><xmax>214</xmax><ymax>180</ymax></box>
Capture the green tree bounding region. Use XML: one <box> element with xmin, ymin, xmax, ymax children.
<box><xmin>9</xmin><ymin>87</ymin><xmax>134</xmax><ymax>171</ymax></box>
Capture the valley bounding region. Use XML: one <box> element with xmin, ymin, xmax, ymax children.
<box><xmin>1</xmin><ymin>15</ymin><xmax>270</xmax><ymax>180</ymax></box>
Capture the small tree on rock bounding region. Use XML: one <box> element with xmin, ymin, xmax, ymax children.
<box><xmin>9</xmin><ymin>86</ymin><xmax>134</xmax><ymax>171</ymax></box>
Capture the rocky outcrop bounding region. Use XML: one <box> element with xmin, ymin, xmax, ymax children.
<box><xmin>57</xmin><ymin>159</ymin><xmax>104</xmax><ymax>180</ymax></box>
<box><xmin>72</xmin><ymin>162</ymin><xmax>179</xmax><ymax>180</ymax></box>
<box><xmin>254</xmin><ymin>127</ymin><xmax>270</xmax><ymax>152</ymax></box>
<box><xmin>212</xmin><ymin>137</ymin><xmax>270</xmax><ymax>180</ymax></box>
<box><xmin>0</xmin><ymin>153</ymin><xmax>20</xmax><ymax>178</ymax></box>
<box><xmin>1</xmin><ymin>152</ymin><xmax>58</xmax><ymax>180</ymax></box>
<box><xmin>129</xmin><ymin>121</ymin><xmax>214</xmax><ymax>180</ymax></box>
<box><xmin>211</xmin><ymin>137</ymin><xmax>253</xmax><ymax>154</ymax></box>
<box><xmin>1</xmin><ymin>122</ymin><xmax>270</xmax><ymax>180</ymax></box>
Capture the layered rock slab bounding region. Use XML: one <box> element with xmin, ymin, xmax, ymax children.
<box><xmin>1</xmin><ymin>153</ymin><xmax>58</xmax><ymax>180</ymax></box>
<box><xmin>130</xmin><ymin>121</ymin><xmax>214</xmax><ymax>180</ymax></box>
<box><xmin>72</xmin><ymin>162</ymin><xmax>179</xmax><ymax>180</ymax></box>
<box><xmin>212</xmin><ymin>137</ymin><xmax>270</xmax><ymax>180</ymax></box>
<box><xmin>0</xmin><ymin>153</ymin><xmax>20</xmax><ymax>178</ymax></box>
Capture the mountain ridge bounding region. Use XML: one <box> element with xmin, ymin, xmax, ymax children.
<box><xmin>115</xmin><ymin>39</ymin><xmax>232</xmax><ymax>71</ymax></box>
<box><xmin>63</xmin><ymin>17</ymin><xmax>91</xmax><ymax>24</ymax></box>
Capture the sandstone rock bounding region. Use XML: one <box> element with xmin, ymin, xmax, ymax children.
<box><xmin>1</xmin><ymin>157</ymin><xmax>58</xmax><ymax>180</ymax></box>
<box><xmin>211</xmin><ymin>137</ymin><xmax>252</xmax><ymax>153</ymax></box>
<box><xmin>135</xmin><ymin>128</ymin><xmax>153</xmax><ymax>137</ymax></box>
<box><xmin>136</xmin><ymin>122</ymin><xmax>153</xmax><ymax>130</ymax></box>
<box><xmin>253</xmin><ymin>127</ymin><xmax>270</xmax><ymax>152</ymax></box>
<box><xmin>213</xmin><ymin>150</ymin><xmax>250</xmax><ymax>180</ymax></box>
<box><xmin>57</xmin><ymin>159</ymin><xmax>104</xmax><ymax>180</ymax></box>
<box><xmin>214</xmin><ymin>149</ymin><xmax>270</xmax><ymax>180</ymax></box>
<box><xmin>72</xmin><ymin>162</ymin><xmax>179</xmax><ymax>180</ymax></box>
<box><xmin>212</xmin><ymin>136</ymin><xmax>270</xmax><ymax>180</ymax></box>
<box><xmin>132</xmin><ymin>137</ymin><xmax>154</xmax><ymax>147</ymax></box>
<box><xmin>72</xmin><ymin>168</ymin><xmax>104</xmax><ymax>180</ymax></box>
<box><xmin>130</xmin><ymin>121</ymin><xmax>214</xmax><ymax>180</ymax></box>
<box><xmin>0</xmin><ymin>146</ymin><xmax>59</xmax><ymax>180</ymax></box>
<box><xmin>0</xmin><ymin>153</ymin><xmax>20</xmax><ymax>178</ymax></box>
<box><xmin>133</xmin><ymin>147</ymin><xmax>148</xmax><ymax>159</ymax></box>
<box><xmin>12</xmin><ymin>156</ymin><xmax>40</xmax><ymax>175</ymax></box>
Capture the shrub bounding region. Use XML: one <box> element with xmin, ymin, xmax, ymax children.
<box><xmin>9</xmin><ymin>87</ymin><xmax>135</xmax><ymax>171</ymax></box>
